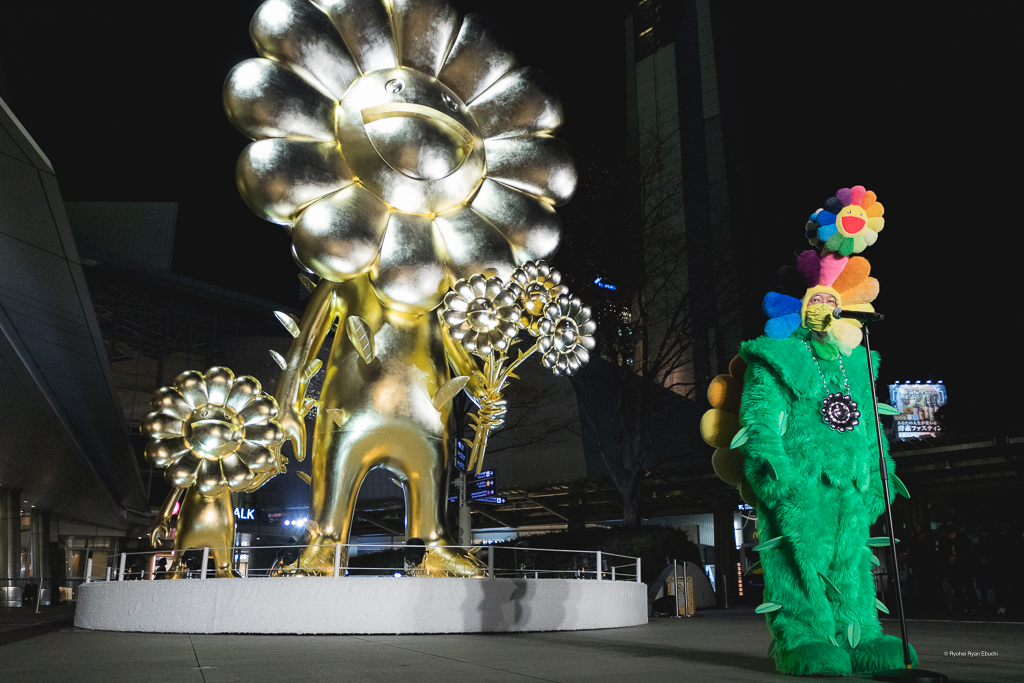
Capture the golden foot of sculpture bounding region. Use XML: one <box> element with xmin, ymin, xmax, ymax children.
<box><xmin>417</xmin><ymin>546</ymin><xmax>487</xmax><ymax>577</ymax></box>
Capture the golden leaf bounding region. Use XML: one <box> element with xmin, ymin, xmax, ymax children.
<box><xmin>431</xmin><ymin>376</ymin><xmax>470</xmax><ymax>411</ymax></box>
<box><xmin>274</xmin><ymin>311</ymin><xmax>301</xmax><ymax>338</ymax></box>
<box><xmin>345</xmin><ymin>316</ymin><xmax>375</xmax><ymax>364</ymax></box>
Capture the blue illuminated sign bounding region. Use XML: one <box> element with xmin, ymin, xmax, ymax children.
<box><xmin>594</xmin><ymin>277</ymin><xmax>617</xmax><ymax>290</ymax></box>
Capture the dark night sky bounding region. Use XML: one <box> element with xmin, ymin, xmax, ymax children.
<box><xmin>0</xmin><ymin>2</ymin><xmax>1015</xmax><ymax>409</ymax></box>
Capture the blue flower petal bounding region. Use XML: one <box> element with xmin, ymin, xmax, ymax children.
<box><xmin>763</xmin><ymin>292</ymin><xmax>802</xmax><ymax>319</ymax></box>
<box><xmin>817</xmin><ymin>223</ymin><xmax>838</xmax><ymax>240</ymax></box>
<box><xmin>816</xmin><ymin>210</ymin><xmax>837</xmax><ymax>226</ymax></box>
<box><xmin>765</xmin><ymin>313</ymin><xmax>802</xmax><ymax>339</ymax></box>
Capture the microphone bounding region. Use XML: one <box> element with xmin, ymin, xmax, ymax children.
<box><xmin>833</xmin><ymin>308</ymin><xmax>884</xmax><ymax>322</ymax></box>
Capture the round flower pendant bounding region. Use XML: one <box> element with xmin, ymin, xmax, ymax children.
<box><xmin>821</xmin><ymin>393</ymin><xmax>861</xmax><ymax>432</ymax></box>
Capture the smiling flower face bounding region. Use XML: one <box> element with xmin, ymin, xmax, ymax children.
<box><xmin>805</xmin><ymin>185</ymin><xmax>885</xmax><ymax>255</ymax></box>
<box><xmin>225</xmin><ymin>0</ymin><xmax>576</xmax><ymax>313</ymax></box>
<box><xmin>142</xmin><ymin>368</ymin><xmax>284</xmax><ymax>497</ymax></box>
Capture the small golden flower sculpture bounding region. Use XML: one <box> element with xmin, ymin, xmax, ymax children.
<box><xmin>142</xmin><ymin>367</ymin><xmax>285</xmax><ymax>497</ymax></box>
<box><xmin>441</xmin><ymin>261</ymin><xmax>595</xmax><ymax>472</ymax></box>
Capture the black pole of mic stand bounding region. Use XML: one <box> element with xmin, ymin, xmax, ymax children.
<box><xmin>862</xmin><ymin>324</ymin><xmax>947</xmax><ymax>682</ymax></box>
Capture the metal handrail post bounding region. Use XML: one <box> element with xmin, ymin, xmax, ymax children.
<box><xmin>487</xmin><ymin>546</ymin><xmax>494</xmax><ymax>579</ymax></box>
<box><xmin>85</xmin><ymin>558</ymin><xmax>92</xmax><ymax>584</ymax></box>
<box><xmin>596</xmin><ymin>551</ymin><xmax>602</xmax><ymax>580</ymax></box>
<box><xmin>334</xmin><ymin>543</ymin><xmax>342</xmax><ymax>577</ymax></box>
<box><xmin>201</xmin><ymin>547</ymin><xmax>209</xmax><ymax>580</ymax></box>
<box><xmin>118</xmin><ymin>553</ymin><xmax>126</xmax><ymax>581</ymax></box>
<box><xmin>636</xmin><ymin>557</ymin><xmax>641</xmax><ymax>583</ymax></box>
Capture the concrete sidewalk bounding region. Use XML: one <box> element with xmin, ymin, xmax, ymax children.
<box><xmin>2</xmin><ymin>607</ymin><xmax>1021</xmax><ymax>682</ymax></box>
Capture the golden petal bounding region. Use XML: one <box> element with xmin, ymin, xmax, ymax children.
<box><xmin>244</xmin><ymin>421</ymin><xmax>283</xmax><ymax>445</ymax></box>
<box><xmin>205</xmin><ymin>367</ymin><xmax>235</xmax><ymax>406</ymax></box>
<box><xmin>469</xmin><ymin>67</ymin><xmax>563</xmax><ymax>139</ymax></box>
<box><xmin>237</xmin><ymin>441</ymin><xmax>276</xmax><ymax>474</ymax></box>
<box><xmin>195</xmin><ymin>458</ymin><xmax>227</xmax><ymax>497</ymax></box>
<box><xmin>469</xmin><ymin>179</ymin><xmax>561</xmax><ymax>262</ymax></box>
<box><xmin>453</xmin><ymin>280</ymin><xmax>475</xmax><ymax>303</ymax></box>
<box><xmin>438</xmin><ymin>13</ymin><xmax>516</xmax><ymax>105</ymax></box>
<box><xmin>150</xmin><ymin>387</ymin><xmax>191</xmax><ymax>420</ymax></box>
<box><xmin>165</xmin><ymin>450</ymin><xmax>203</xmax><ymax>489</ymax></box>
<box><xmin>239</xmin><ymin>396</ymin><xmax>280</xmax><ymax>425</ymax></box>
<box><xmin>370</xmin><ymin>212</ymin><xmax>447</xmax><ymax>312</ymax></box>
<box><xmin>251</xmin><ymin>0</ymin><xmax>360</xmax><ymax>101</ymax></box>
<box><xmin>469</xmin><ymin>273</ymin><xmax>488</xmax><ymax>298</ymax></box>
<box><xmin>174</xmin><ymin>370</ymin><xmax>208</xmax><ymax>409</ymax></box>
<box><xmin>443</xmin><ymin>309</ymin><xmax>467</xmax><ymax>325</ymax></box>
<box><xmin>237</xmin><ymin>140</ymin><xmax>354</xmax><ymax>225</ymax></box>
<box><xmin>317</xmin><ymin>0</ymin><xmax>398</xmax><ymax>73</ymax></box>
<box><xmin>221</xmin><ymin>453</ymin><xmax>256</xmax><ymax>492</ymax></box>
<box><xmin>574</xmin><ymin>346</ymin><xmax>590</xmax><ymax>366</ymax></box>
<box><xmin>141</xmin><ymin>412</ymin><xmax>183</xmax><ymax>440</ymax></box>
<box><xmin>292</xmin><ymin>184</ymin><xmax>391</xmax><ymax>281</ymax></box>
<box><xmin>444</xmin><ymin>290</ymin><xmax>469</xmax><ymax>311</ymax></box>
<box><xmin>145</xmin><ymin>437</ymin><xmax>188</xmax><ymax>469</ymax></box>
<box><xmin>484</xmin><ymin>135</ymin><xmax>576</xmax><ymax>206</ymax></box>
<box><xmin>391</xmin><ymin>0</ymin><xmax>459</xmax><ymax>76</ymax></box>
<box><xmin>434</xmin><ymin>204</ymin><xmax>517</xmax><ymax>284</ymax></box>
<box><xmin>224</xmin><ymin>58</ymin><xmax>337</xmax><ymax>142</ymax></box>
<box><xmin>227</xmin><ymin>376</ymin><xmax>263</xmax><ymax>413</ymax></box>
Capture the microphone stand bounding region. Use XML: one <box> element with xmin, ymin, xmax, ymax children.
<box><xmin>862</xmin><ymin>323</ymin><xmax>946</xmax><ymax>682</ymax></box>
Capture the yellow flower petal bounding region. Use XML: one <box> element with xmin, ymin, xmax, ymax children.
<box><xmin>470</xmin><ymin>179</ymin><xmax>561</xmax><ymax>263</ymax></box>
<box><xmin>251</xmin><ymin>0</ymin><xmax>359</xmax><ymax>102</ymax></box>
<box><xmin>237</xmin><ymin>140</ymin><xmax>354</xmax><ymax>225</ymax></box>
<box><xmin>205</xmin><ymin>367</ymin><xmax>235</xmax><ymax>406</ymax></box>
<box><xmin>438</xmin><ymin>13</ymin><xmax>517</xmax><ymax>105</ymax></box>
<box><xmin>469</xmin><ymin>67</ymin><xmax>563</xmax><ymax>139</ymax></box>
<box><xmin>292</xmin><ymin>184</ymin><xmax>391</xmax><ymax>281</ymax></box>
<box><xmin>145</xmin><ymin>437</ymin><xmax>188</xmax><ymax>469</ymax></box>
<box><xmin>318</xmin><ymin>0</ymin><xmax>397</xmax><ymax>73</ymax></box>
<box><xmin>224</xmin><ymin>58</ymin><xmax>337</xmax><ymax>142</ymax></box>
<box><xmin>832</xmin><ymin>320</ymin><xmax>863</xmax><ymax>349</ymax></box>
<box><xmin>150</xmin><ymin>387</ymin><xmax>191</xmax><ymax>420</ymax></box>
<box><xmin>484</xmin><ymin>135</ymin><xmax>577</xmax><ymax>206</ymax></box>
<box><xmin>195</xmin><ymin>458</ymin><xmax>227</xmax><ymax>497</ymax></box>
<box><xmin>434</xmin><ymin>205</ymin><xmax>517</xmax><ymax>283</ymax></box>
<box><xmin>141</xmin><ymin>412</ymin><xmax>183</xmax><ymax>440</ymax></box>
<box><xmin>391</xmin><ymin>0</ymin><xmax>460</xmax><ymax>77</ymax></box>
<box><xmin>174</xmin><ymin>370</ymin><xmax>208</xmax><ymax>409</ymax></box>
<box><xmin>239</xmin><ymin>396</ymin><xmax>279</xmax><ymax>426</ymax></box>
<box><xmin>226</xmin><ymin>376</ymin><xmax>262</xmax><ymax>413</ymax></box>
<box><xmin>868</xmin><ymin>216</ymin><xmax>885</xmax><ymax>233</ymax></box>
<box><xmin>370</xmin><ymin>212</ymin><xmax>446</xmax><ymax>312</ymax></box>
<box><xmin>221</xmin><ymin>453</ymin><xmax>255</xmax><ymax>492</ymax></box>
<box><xmin>165</xmin><ymin>450</ymin><xmax>203</xmax><ymax>489</ymax></box>
<box><xmin>237</xmin><ymin>441</ymin><xmax>276</xmax><ymax>474</ymax></box>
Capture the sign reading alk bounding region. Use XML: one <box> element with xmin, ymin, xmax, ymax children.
<box><xmin>234</xmin><ymin>507</ymin><xmax>255</xmax><ymax>520</ymax></box>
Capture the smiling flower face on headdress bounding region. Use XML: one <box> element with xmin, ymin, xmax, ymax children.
<box><xmin>805</xmin><ymin>185</ymin><xmax>885</xmax><ymax>256</ymax></box>
<box><xmin>224</xmin><ymin>0</ymin><xmax>576</xmax><ymax>313</ymax></box>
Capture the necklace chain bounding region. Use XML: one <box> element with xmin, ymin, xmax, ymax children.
<box><xmin>803</xmin><ymin>341</ymin><xmax>851</xmax><ymax>395</ymax></box>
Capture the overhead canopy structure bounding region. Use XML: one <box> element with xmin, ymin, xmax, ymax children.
<box><xmin>0</xmin><ymin>98</ymin><xmax>147</xmax><ymax>530</ymax></box>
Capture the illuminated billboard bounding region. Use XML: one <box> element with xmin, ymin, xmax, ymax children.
<box><xmin>887</xmin><ymin>382</ymin><xmax>947</xmax><ymax>439</ymax></box>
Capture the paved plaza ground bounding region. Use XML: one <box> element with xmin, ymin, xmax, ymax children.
<box><xmin>2</xmin><ymin>604</ymin><xmax>1021</xmax><ymax>682</ymax></box>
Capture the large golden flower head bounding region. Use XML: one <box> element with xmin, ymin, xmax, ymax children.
<box><xmin>142</xmin><ymin>368</ymin><xmax>284</xmax><ymax>497</ymax></box>
<box><xmin>225</xmin><ymin>0</ymin><xmax>577</xmax><ymax>313</ymax></box>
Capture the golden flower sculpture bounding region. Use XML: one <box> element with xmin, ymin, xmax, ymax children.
<box><xmin>537</xmin><ymin>295</ymin><xmax>596</xmax><ymax>377</ymax></box>
<box><xmin>142</xmin><ymin>367</ymin><xmax>284</xmax><ymax>497</ymax></box>
<box><xmin>443</xmin><ymin>274</ymin><xmax>521</xmax><ymax>355</ymax></box>
<box><xmin>224</xmin><ymin>0</ymin><xmax>577</xmax><ymax>313</ymax></box>
<box><xmin>440</xmin><ymin>262</ymin><xmax>594</xmax><ymax>472</ymax></box>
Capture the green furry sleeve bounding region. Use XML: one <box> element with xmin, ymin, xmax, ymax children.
<box><xmin>739</xmin><ymin>356</ymin><xmax>800</xmax><ymax>507</ymax></box>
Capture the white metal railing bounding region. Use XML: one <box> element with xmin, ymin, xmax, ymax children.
<box><xmin>86</xmin><ymin>543</ymin><xmax>642</xmax><ymax>583</ymax></box>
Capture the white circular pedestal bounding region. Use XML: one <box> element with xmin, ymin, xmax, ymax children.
<box><xmin>75</xmin><ymin>577</ymin><xmax>648</xmax><ymax>634</ymax></box>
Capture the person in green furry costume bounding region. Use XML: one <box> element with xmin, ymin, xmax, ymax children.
<box><xmin>740</xmin><ymin>316</ymin><xmax>918</xmax><ymax>676</ymax></box>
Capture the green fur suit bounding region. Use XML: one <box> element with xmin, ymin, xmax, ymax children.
<box><xmin>739</xmin><ymin>332</ymin><xmax>917</xmax><ymax>676</ymax></box>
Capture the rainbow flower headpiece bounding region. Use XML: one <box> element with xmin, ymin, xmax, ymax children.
<box><xmin>805</xmin><ymin>185</ymin><xmax>885</xmax><ymax>255</ymax></box>
<box><xmin>764</xmin><ymin>184</ymin><xmax>885</xmax><ymax>354</ymax></box>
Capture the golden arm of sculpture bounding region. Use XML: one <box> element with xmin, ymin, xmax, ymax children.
<box><xmin>275</xmin><ymin>280</ymin><xmax>344</xmax><ymax>462</ymax></box>
<box><xmin>148</xmin><ymin>486</ymin><xmax>184</xmax><ymax>546</ymax></box>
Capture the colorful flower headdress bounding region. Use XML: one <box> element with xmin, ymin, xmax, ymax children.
<box><xmin>762</xmin><ymin>185</ymin><xmax>885</xmax><ymax>355</ymax></box>
<box><xmin>805</xmin><ymin>185</ymin><xmax>884</xmax><ymax>256</ymax></box>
